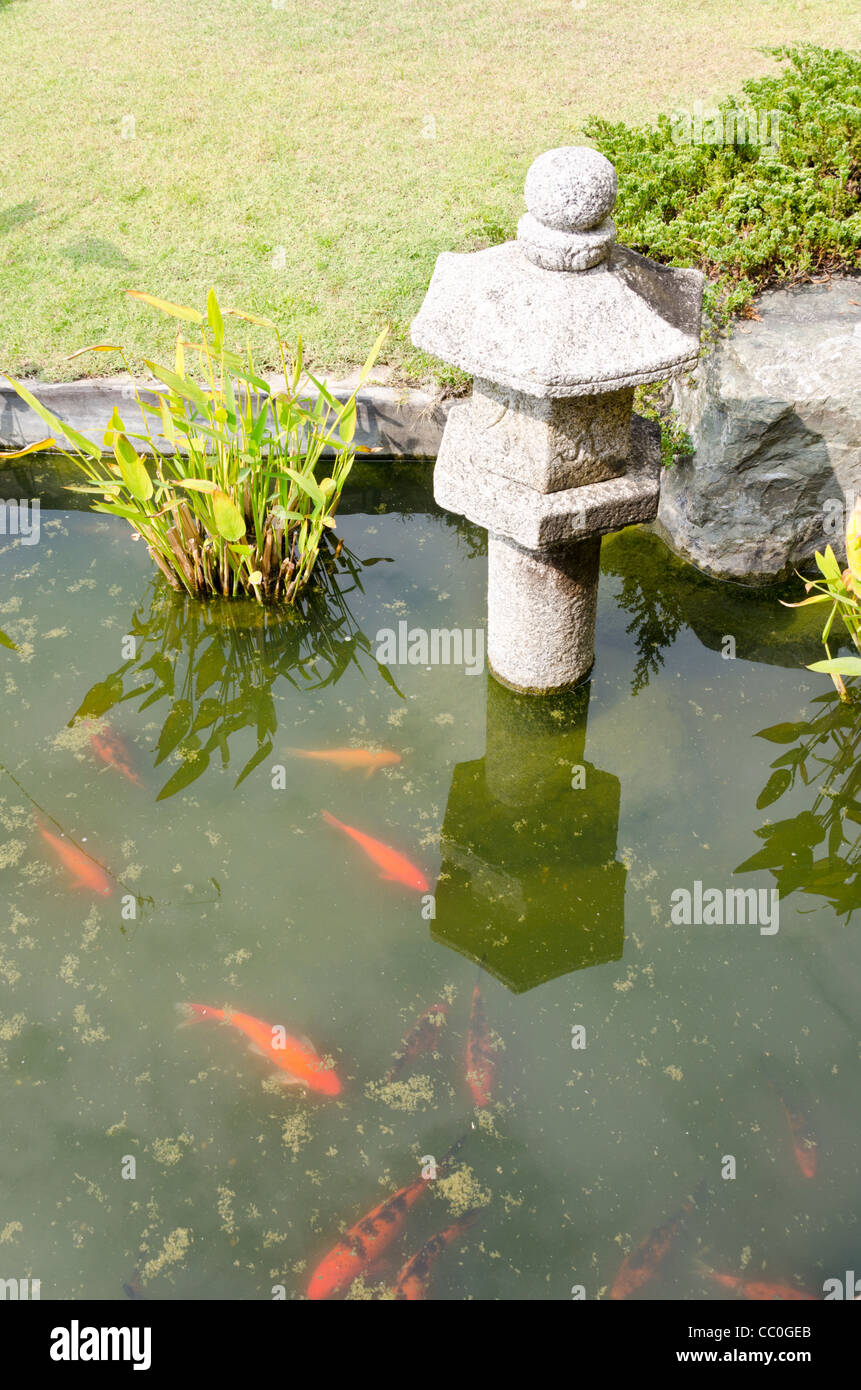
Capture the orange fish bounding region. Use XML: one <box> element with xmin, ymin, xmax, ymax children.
<box><xmin>89</xmin><ymin>725</ymin><xmax>142</xmax><ymax>787</ymax></box>
<box><xmin>764</xmin><ymin>1054</ymin><xmax>818</xmax><ymax>1178</ymax></box>
<box><xmin>322</xmin><ymin>811</ymin><xmax>428</xmax><ymax>892</ymax></box>
<box><xmin>37</xmin><ymin>819</ymin><xmax>112</xmax><ymax>897</ymax></box>
<box><xmin>610</xmin><ymin>1183</ymin><xmax>706</xmax><ymax>1300</ymax></box>
<box><xmin>308</xmin><ymin>1136</ymin><xmax>465</xmax><ymax>1300</ymax></box>
<box><xmin>466</xmin><ymin>985</ymin><xmax>495</xmax><ymax>1108</ymax></box>
<box><xmin>289</xmin><ymin>748</ymin><xmax>400</xmax><ymax>775</ymax></box>
<box><xmin>704</xmin><ymin>1269</ymin><xmax>815</xmax><ymax>1301</ymax></box>
<box><xmin>393</xmin><ymin>1210</ymin><xmax>479</xmax><ymax>1301</ymax></box>
<box><xmin>386</xmin><ymin>1002</ymin><xmax>449</xmax><ymax>1083</ymax></box>
<box><xmin>779</xmin><ymin>1097</ymin><xmax>818</xmax><ymax>1179</ymax></box>
<box><xmin>177</xmin><ymin>1003</ymin><xmax>342</xmax><ymax>1096</ymax></box>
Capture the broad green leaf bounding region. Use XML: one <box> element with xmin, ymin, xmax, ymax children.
<box><xmin>143</xmin><ymin>362</ymin><xmax>209</xmax><ymax>415</ymax></box>
<box><xmin>91</xmin><ymin>501</ymin><xmax>150</xmax><ymax>523</ymax></box>
<box><xmin>846</xmin><ymin>498</ymin><xmax>861</xmax><ymax>586</ymax></box>
<box><xmin>195</xmin><ymin>641</ymin><xmax>226</xmax><ymax>696</ymax></box>
<box><xmin>756</xmin><ymin>721</ymin><xmax>807</xmax><ymax>744</ymax></box>
<box><xmin>113</xmin><ymin>433</ymin><xmax>153</xmax><ymax>501</ymax></box>
<box><xmin>128</xmin><ymin>290</ymin><xmax>203</xmax><ymax>324</ymax></box>
<box><xmin>157</xmin><ymin>749</ymin><xmax>210</xmax><ymax>801</ymax></box>
<box><xmin>338</xmin><ymin>398</ymin><xmax>356</xmax><ymax>444</ymax></box>
<box><xmin>224</xmin><ymin>307</ymin><xmax>277</xmax><ymax>330</ymax></box>
<box><xmin>103</xmin><ymin>404</ymin><xmax>125</xmax><ymax>448</ymax></box>
<box><xmin>815</xmin><ymin>546</ymin><xmax>843</xmax><ymax>584</ymax></box>
<box><xmin>71</xmin><ymin>674</ymin><xmax>125</xmax><ymax>721</ymax></box>
<box><xmin>207</xmin><ymin>286</ymin><xmax>224</xmax><ymax>353</ymax></box>
<box><xmin>177</xmin><ymin>478</ymin><xmax>218</xmax><ymax>494</ymax></box>
<box><xmin>779</xmin><ymin>593</ymin><xmax>832</xmax><ymax>609</ymax></box>
<box><xmin>284</xmin><ymin>467</ymin><xmax>324</xmax><ymax>506</ymax></box>
<box><xmin>65</xmin><ymin>344</ymin><xmax>122</xmax><ymax>361</ymax></box>
<box><xmin>808</xmin><ymin>657</ymin><xmax>861</xmax><ymax>676</ymax></box>
<box><xmin>155</xmin><ymin>699</ymin><xmax>192</xmax><ymax>765</ymax></box>
<box><xmin>0</xmin><ymin>627</ymin><xmax>18</xmax><ymax>651</ymax></box>
<box><xmin>234</xmin><ymin>738</ymin><xmax>273</xmax><ymax>789</ymax></box>
<box><xmin>0</xmin><ymin>438</ymin><xmax>55</xmax><ymax>458</ymax></box>
<box><xmin>212</xmin><ymin>488</ymin><xmax>246</xmax><ymax>542</ymax></box>
<box><xmin>159</xmin><ymin>397</ymin><xmax>176</xmax><ymax>445</ymax></box>
<box><xmin>65</xmin><ymin>483</ymin><xmax>122</xmax><ymax>494</ymax></box>
<box><xmin>756</xmin><ymin>768</ymin><xmax>793</xmax><ymax>808</ymax></box>
<box><xmin>359</xmin><ymin>323</ymin><xmax>389</xmax><ymax>384</ymax></box>
<box><xmin>6</xmin><ymin>376</ymin><xmax>102</xmax><ymax>461</ymax></box>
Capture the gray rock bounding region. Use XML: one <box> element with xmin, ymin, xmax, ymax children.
<box><xmin>657</xmin><ymin>276</ymin><xmax>861</xmax><ymax>583</ymax></box>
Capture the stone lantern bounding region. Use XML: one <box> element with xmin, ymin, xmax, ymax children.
<box><xmin>411</xmin><ymin>146</ymin><xmax>704</xmax><ymax>693</ymax></box>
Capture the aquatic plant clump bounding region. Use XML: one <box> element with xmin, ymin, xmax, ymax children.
<box><xmin>784</xmin><ymin>498</ymin><xmax>861</xmax><ymax>698</ymax></box>
<box><xmin>6</xmin><ymin>289</ymin><xmax>387</xmax><ymax>606</ymax></box>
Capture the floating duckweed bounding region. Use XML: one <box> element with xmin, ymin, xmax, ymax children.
<box><xmin>151</xmin><ymin>1135</ymin><xmax>193</xmax><ymax>1168</ymax></box>
<box><xmin>0</xmin><ymin>955</ymin><xmax>21</xmax><ymax>986</ymax></box>
<box><xmin>142</xmin><ymin>1227</ymin><xmax>191</xmax><ymax>1281</ymax></box>
<box><xmin>0</xmin><ymin>1221</ymin><xmax>23</xmax><ymax>1243</ymax></box>
<box><xmin>345</xmin><ymin>1275</ymin><xmax>396</xmax><ymax>1300</ymax></box>
<box><xmin>434</xmin><ymin>1164</ymin><xmax>492</xmax><ymax>1217</ymax></box>
<box><xmin>0</xmin><ymin>840</ymin><xmax>25</xmax><ymax>871</ymax></box>
<box><xmin>0</xmin><ymin>1013</ymin><xmax>25</xmax><ymax>1041</ymax></box>
<box><xmin>216</xmin><ymin>1186</ymin><xmax>237</xmax><ymax>1235</ymax></box>
<box><xmin>59</xmin><ymin>956</ymin><xmax>80</xmax><ymax>986</ymax></box>
<box><xmin>281</xmin><ymin>1114</ymin><xmax>312</xmax><ymax>1157</ymax></box>
<box><xmin>365</xmin><ymin>1073</ymin><xmax>436</xmax><ymax>1113</ymax></box>
<box><xmin>52</xmin><ymin>721</ymin><xmax>100</xmax><ymax>753</ymax></box>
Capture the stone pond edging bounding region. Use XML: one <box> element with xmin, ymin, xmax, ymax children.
<box><xmin>3</xmin><ymin>275</ymin><xmax>859</xmax><ymax>588</ymax></box>
<box><xmin>0</xmin><ymin>369</ymin><xmax>454</xmax><ymax>461</ymax></box>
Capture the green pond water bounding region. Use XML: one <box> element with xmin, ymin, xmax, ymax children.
<box><xmin>0</xmin><ymin>464</ymin><xmax>858</xmax><ymax>1301</ymax></box>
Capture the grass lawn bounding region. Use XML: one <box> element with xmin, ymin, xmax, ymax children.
<box><xmin>0</xmin><ymin>0</ymin><xmax>858</xmax><ymax>384</ymax></box>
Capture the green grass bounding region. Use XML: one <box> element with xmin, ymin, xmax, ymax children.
<box><xmin>1</xmin><ymin>0</ymin><xmax>859</xmax><ymax>383</ymax></box>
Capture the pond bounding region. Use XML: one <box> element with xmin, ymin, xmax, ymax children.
<box><xmin>0</xmin><ymin>462</ymin><xmax>858</xmax><ymax>1301</ymax></box>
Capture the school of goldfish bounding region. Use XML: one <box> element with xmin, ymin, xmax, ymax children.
<box><xmin>35</xmin><ymin>726</ymin><xmax>829</xmax><ymax>1301</ymax></box>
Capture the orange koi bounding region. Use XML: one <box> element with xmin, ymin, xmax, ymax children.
<box><xmin>764</xmin><ymin>1054</ymin><xmax>818</xmax><ymax>1178</ymax></box>
<box><xmin>322</xmin><ymin>810</ymin><xmax>428</xmax><ymax>892</ymax></box>
<box><xmin>308</xmin><ymin>1136</ymin><xmax>466</xmax><ymax>1300</ymax></box>
<box><xmin>393</xmin><ymin>1210</ymin><xmax>480</xmax><ymax>1300</ymax></box>
<box><xmin>37</xmin><ymin>819</ymin><xmax>112</xmax><ymax>897</ymax></box>
<box><xmin>610</xmin><ymin>1183</ymin><xmax>706</xmax><ymax>1300</ymax></box>
<box><xmin>779</xmin><ymin>1097</ymin><xmax>818</xmax><ymax>1179</ymax></box>
<box><xmin>385</xmin><ymin>1002</ymin><xmax>449</xmax><ymax>1083</ymax></box>
<box><xmin>466</xmin><ymin>985</ymin><xmax>495</xmax><ymax>1108</ymax></box>
<box><xmin>89</xmin><ymin>725</ymin><xmax>142</xmax><ymax>787</ymax></box>
<box><xmin>704</xmin><ymin>1269</ymin><xmax>815</xmax><ymax>1301</ymax></box>
<box><xmin>289</xmin><ymin>748</ymin><xmax>400</xmax><ymax>775</ymax></box>
<box><xmin>177</xmin><ymin>1003</ymin><xmax>342</xmax><ymax>1096</ymax></box>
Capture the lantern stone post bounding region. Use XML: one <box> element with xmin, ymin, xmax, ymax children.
<box><xmin>411</xmin><ymin>146</ymin><xmax>704</xmax><ymax>693</ymax></box>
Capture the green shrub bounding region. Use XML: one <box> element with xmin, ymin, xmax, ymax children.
<box><xmin>585</xmin><ymin>44</ymin><xmax>861</xmax><ymax>323</ymax></box>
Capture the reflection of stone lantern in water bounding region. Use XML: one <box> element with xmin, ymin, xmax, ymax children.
<box><xmin>411</xmin><ymin>146</ymin><xmax>703</xmax><ymax>693</ymax></box>
<box><xmin>432</xmin><ymin>679</ymin><xmax>626</xmax><ymax>992</ymax></box>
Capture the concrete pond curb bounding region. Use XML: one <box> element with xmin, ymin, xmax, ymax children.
<box><xmin>0</xmin><ymin>369</ymin><xmax>455</xmax><ymax>460</ymax></box>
